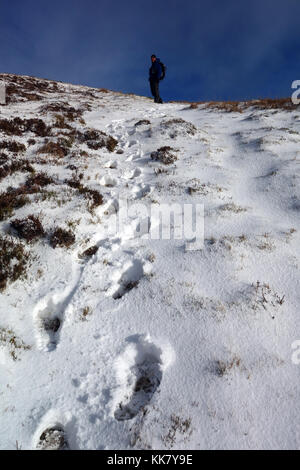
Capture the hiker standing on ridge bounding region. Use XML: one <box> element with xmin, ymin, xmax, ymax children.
<box><xmin>149</xmin><ymin>54</ymin><xmax>164</xmax><ymax>103</ymax></box>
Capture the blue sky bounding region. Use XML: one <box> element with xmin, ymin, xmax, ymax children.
<box><xmin>0</xmin><ymin>0</ymin><xmax>299</xmax><ymax>102</ymax></box>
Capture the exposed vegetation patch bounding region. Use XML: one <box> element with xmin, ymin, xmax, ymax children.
<box><xmin>207</xmin><ymin>101</ymin><xmax>243</xmax><ymax>113</ymax></box>
<box><xmin>151</xmin><ymin>146</ymin><xmax>178</xmax><ymax>165</ymax></box>
<box><xmin>0</xmin><ymin>140</ymin><xmax>26</xmax><ymax>153</ymax></box>
<box><xmin>50</xmin><ymin>227</ymin><xmax>75</xmax><ymax>248</ymax></box>
<box><xmin>11</xmin><ymin>215</ymin><xmax>45</xmax><ymax>242</ymax></box>
<box><xmin>0</xmin><ymin>172</ymin><xmax>55</xmax><ymax>219</ymax></box>
<box><xmin>26</xmin><ymin>172</ymin><xmax>54</xmax><ymax>189</ymax></box>
<box><xmin>77</xmin><ymin>128</ymin><xmax>118</xmax><ymax>152</ymax></box>
<box><xmin>188</xmin><ymin>98</ymin><xmax>298</xmax><ymax>113</ymax></box>
<box><xmin>0</xmin><ymin>190</ymin><xmax>30</xmax><ymax>221</ymax></box>
<box><xmin>0</xmin><ymin>236</ymin><xmax>31</xmax><ymax>291</ymax></box>
<box><xmin>65</xmin><ymin>178</ymin><xmax>103</xmax><ymax>208</ymax></box>
<box><xmin>0</xmin><ymin>152</ymin><xmax>9</xmax><ymax>165</ymax></box>
<box><xmin>53</xmin><ymin>114</ymin><xmax>72</xmax><ymax>130</ymax></box>
<box><xmin>246</xmin><ymin>97</ymin><xmax>298</xmax><ymax>111</ymax></box>
<box><xmin>37</xmin><ymin>140</ymin><xmax>69</xmax><ymax>158</ymax></box>
<box><xmin>2</xmin><ymin>74</ymin><xmax>63</xmax><ymax>104</ymax></box>
<box><xmin>40</xmin><ymin>101</ymin><xmax>83</xmax><ymax>121</ymax></box>
<box><xmin>78</xmin><ymin>245</ymin><xmax>99</xmax><ymax>259</ymax></box>
<box><xmin>82</xmin><ymin>188</ymin><xmax>104</xmax><ymax>208</ymax></box>
<box><xmin>0</xmin><ymin>117</ymin><xmax>49</xmax><ymax>137</ymax></box>
<box><xmin>0</xmin><ymin>327</ymin><xmax>31</xmax><ymax>361</ymax></box>
<box><xmin>161</xmin><ymin>118</ymin><xmax>197</xmax><ymax>137</ymax></box>
<box><xmin>0</xmin><ymin>159</ymin><xmax>34</xmax><ymax>182</ymax></box>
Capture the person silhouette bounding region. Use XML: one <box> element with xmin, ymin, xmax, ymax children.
<box><xmin>149</xmin><ymin>54</ymin><xmax>163</xmax><ymax>103</ymax></box>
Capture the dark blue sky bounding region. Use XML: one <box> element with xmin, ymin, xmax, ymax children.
<box><xmin>1</xmin><ymin>0</ymin><xmax>299</xmax><ymax>101</ymax></box>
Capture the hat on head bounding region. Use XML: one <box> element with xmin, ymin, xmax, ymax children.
<box><xmin>151</xmin><ymin>54</ymin><xmax>156</xmax><ymax>58</ymax></box>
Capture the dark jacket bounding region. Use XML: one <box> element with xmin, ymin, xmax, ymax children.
<box><xmin>149</xmin><ymin>58</ymin><xmax>162</xmax><ymax>81</ymax></box>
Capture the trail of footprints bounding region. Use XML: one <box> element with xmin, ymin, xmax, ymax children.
<box><xmin>33</xmin><ymin>114</ymin><xmax>169</xmax><ymax>448</ymax></box>
<box><xmin>34</xmin><ymin>117</ymin><xmax>153</xmax><ymax>351</ymax></box>
<box><xmin>36</xmin><ymin>110</ymin><xmax>300</xmax><ymax>447</ymax></box>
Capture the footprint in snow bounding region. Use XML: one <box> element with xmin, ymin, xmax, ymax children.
<box><xmin>128</xmin><ymin>139</ymin><xmax>138</xmax><ymax>147</ymax></box>
<box><xmin>125</xmin><ymin>152</ymin><xmax>142</xmax><ymax>162</ymax></box>
<box><xmin>100</xmin><ymin>175</ymin><xmax>117</xmax><ymax>187</ymax></box>
<box><xmin>123</xmin><ymin>167</ymin><xmax>142</xmax><ymax>180</ymax></box>
<box><xmin>33</xmin><ymin>288</ymin><xmax>75</xmax><ymax>352</ymax></box>
<box><xmin>104</xmin><ymin>160</ymin><xmax>118</xmax><ymax>169</ymax></box>
<box><xmin>36</xmin><ymin>426</ymin><xmax>69</xmax><ymax>450</ymax></box>
<box><xmin>34</xmin><ymin>410</ymin><xmax>75</xmax><ymax>450</ymax></box>
<box><xmin>113</xmin><ymin>335</ymin><xmax>168</xmax><ymax>421</ymax></box>
<box><xmin>131</xmin><ymin>183</ymin><xmax>153</xmax><ymax>199</ymax></box>
<box><xmin>122</xmin><ymin>139</ymin><xmax>139</xmax><ymax>150</ymax></box>
<box><xmin>110</xmin><ymin>258</ymin><xmax>145</xmax><ymax>300</ymax></box>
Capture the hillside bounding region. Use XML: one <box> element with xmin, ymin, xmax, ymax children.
<box><xmin>0</xmin><ymin>74</ymin><xmax>299</xmax><ymax>450</ymax></box>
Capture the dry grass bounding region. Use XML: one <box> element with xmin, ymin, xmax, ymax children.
<box><xmin>40</xmin><ymin>102</ymin><xmax>83</xmax><ymax>121</ymax></box>
<box><xmin>0</xmin><ymin>117</ymin><xmax>49</xmax><ymax>137</ymax></box>
<box><xmin>53</xmin><ymin>114</ymin><xmax>72</xmax><ymax>130</ymax></box>
<box><xmin>77</xmin><ymin>128</ymin><xmax>118</xmax><ymax>152</ymax></box>
<box><xmin>0</xmin><ymin>159</ymin><xmax>34</xmax><ymax>182</ymax></box>
<box><xmin>0</xmin><ymin>152</ymin><xmax>8</xmax><ymax>165</ymax></box>
<box><xmin>162</xmin><ymin>117</ymin><xmax>197</xmax><ymax>136</ymax></box>
<box><xmin>219</xmin><ymin>203</ymin><xmax>247</xmax><ymax>214</ymax></box>
<box><xmin>0</xmin><ymin>327</ymin><xmax>31</xmax><ymax>361</ymax></box>
<box><xmin>163</xmin><ymin>415</ymin><xmax>192</xmax><ymax>447</ymax></box>
<box><xmin>0</xmin><ymin>191</ymin><xmax>30</xmax><ymax>221</ymax></box>
<box><xmin>0</xmin><ymin>236</ymin><xmax>31</xmax><ymax>291</ymax></box>
<box><xmin>214</xmin><ymin>356</ymin><xmax>241</xmax><ymax>376</ymax></box>
<box><xmin>11</xmin><ymin>215</ymin><xmax>45</xmax><ymax>243</ymax></box>
<box><xmin>26</xmin><ymin>172</ymin><xmax>54</xmax><ymax>188</ymax></box>
<box><xmin>50</xmin><ymin>227</ymin><xmax>75</xmax><ymax>248</ymax></box>
<box><xmin>185</xmin><ymin>97</ymin><xmax>298</xmax><ymax>113</ymax></box>
<box><xmin>0</xmin><ymin>171</ymin><xmax>55</xmax><ymax>220</ymax></box>
<box><xmin>78</xmin><ymin>245</ymin><xmax>99</xmax><ymax>259</ymax></box>
<box><xmin>0</xmin><ymin>140</ymin><xmax>26</xmax><ymax>153</ymax></box>
<box><xmin>2</xmin><ymin>73</ymin><xmax>62</xmax><ymax>104</ymax></box>
<box><xmin>79</xmin><ymin>306</ymin><xmax>92</xmax><ymax>321</ymax></box>
<box><xmin>151</xmin><ymin>146</ymin><xmax>178</xmax><ymax>165</ymax></box>
<box><xmin>207</xmin><ymin>101</ymin><xmax>243</xmax><ymax>113</ymax></box>
<box><xmin>65</xmin><ymin>177</ymin><xmax>103</xmax><ymax>208</ymax></box>
<box><xmin>37</xmin><ymin>141</ymin><xmax>69</xmax><ymax>158</ymax></box>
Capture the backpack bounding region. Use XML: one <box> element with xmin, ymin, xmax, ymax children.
<box><xmin>160</xmin><ymin>62</ymin><xmax>166</xmax><ymax>80</ymax></box>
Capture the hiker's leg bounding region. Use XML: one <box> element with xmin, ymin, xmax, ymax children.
<box><xmin>150</xmin><ymin>80</ymin><xmax>159</xmax><ymax>102</ymax></box>
<box><xmin>154</xmin><ymin>80</ymin><xmax>160</xmax><ymax>103</ymax></box>
<box><xmin>155</xmin><ymin>81</ymin><xmax>163</xmax><ymax>103</ymax></box>
<box><xmin>150</xmin><ymin>80</ymin><xmax>155</xmax><ymax>98</ymax></box>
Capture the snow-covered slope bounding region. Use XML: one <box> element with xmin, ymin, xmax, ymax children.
<box><xmin>0</xmin><ymin>74</ymin><xmax>299</xmax><ymax>450</ymax></box>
